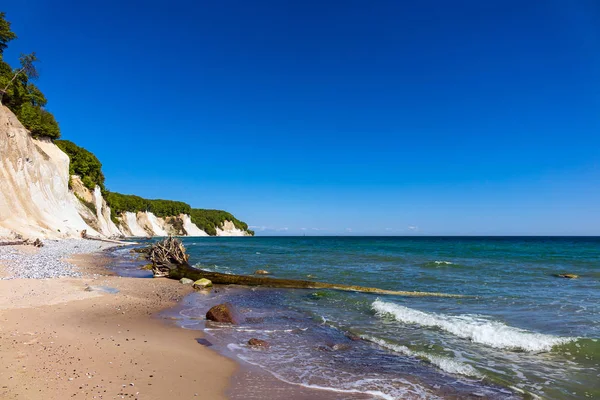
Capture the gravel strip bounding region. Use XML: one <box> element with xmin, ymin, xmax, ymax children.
<box><xmin>0</xmin><ymin>239</ymin><xmax>119</xmax><ymax>279</ymax></box>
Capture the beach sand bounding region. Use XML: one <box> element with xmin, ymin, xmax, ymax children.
<box><xmin>0</xmin><ymin>245</ymin><xmax>236</xmax><ymax>400</ymax></box>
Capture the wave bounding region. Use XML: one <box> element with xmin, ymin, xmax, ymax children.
<box><xmin>362</xmin><ymin>335</ymin><xmax>483</xmax><ymax>378</ymax></box>
<box><xmin>421</xmin><ymin>260</ymin><xmax>468</xmax><ymax>269</ymax></box>
<box><xmin>229</xmin><ymin>345</ymin><xmax>426</xmax><ymax>400</ymax></box>
<box><xmin>372</xmin><ymin>300</ymin><xmax>576</xmax><ymax>352</ymax></box>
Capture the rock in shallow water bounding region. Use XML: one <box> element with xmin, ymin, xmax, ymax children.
<box><xmin>193</xmin><ymin>278</ymin><xmax>213</xmax><ymax>289</ymax></box>
<box><xmin>206</xmin><ymin>303</ymin><xmax>238</xmax><ymax>324</ymax></box>
<box><xmin>555</xmin><ymin>273</ymin><xmax>579</xmax><ymax>279</ymax></box>
<box><xmin>248</xmin><ymin>338</ymin><xmax>269</xmax><ymax>348</ymax></box>
<box><xmin>254</xmin><ymin>269</ymin><xmax>270</xmax><ymax>275</ymax></box>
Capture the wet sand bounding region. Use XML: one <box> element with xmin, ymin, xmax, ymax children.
<box><xmin>0</xmin><ymin>246</ymin><xmax>236</xmax><ymax>400</ymax></box>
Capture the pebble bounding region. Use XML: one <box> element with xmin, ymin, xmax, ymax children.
<box><xmin>0</xmin><ymin>239</ymin><xmax>118</xmax><ymax>279</ymax></box>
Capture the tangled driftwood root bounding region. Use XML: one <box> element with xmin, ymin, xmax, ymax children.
<box><xmin>149</xmin><ymin>236</ymin><xmax>190</xmax><ymax>277</ymax></box>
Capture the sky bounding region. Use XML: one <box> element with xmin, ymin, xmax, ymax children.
<box><xmin>2</xmin><ymin>0</ymin><xmax>599</xmax><ymax>235</ymax></box>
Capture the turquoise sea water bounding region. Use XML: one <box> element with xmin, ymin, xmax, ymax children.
<box><xmin>143</xmin><ymin>237</ymin><xmax>599</xmax><ymax>399</ymax></box>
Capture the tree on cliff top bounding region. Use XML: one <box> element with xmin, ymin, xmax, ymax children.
<box><xmin>0</xmin><ymin>12</ymin><xmax>60</xmax><ymax>139</ymax></box>
<box><xmin>0</xmin><ymin>11</ymin><xmax>17</xmax><ymax>54</ymax></box>
<box><xmin>0</xmin><ymin>52</ymin><xmax>39</xmax><ymax>104</ymax></box>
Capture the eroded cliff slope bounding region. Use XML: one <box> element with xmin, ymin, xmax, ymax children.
<box><xmin>0</xmin><ymin>105</ymin><xmax>94</xmax><ymax>239</ymax></box>
<box><xmin>0</xmin><ymin>106</ymin><xmax>252</xmax><ymax>239</ymax></box>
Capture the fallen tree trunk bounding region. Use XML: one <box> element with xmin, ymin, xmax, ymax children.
<box><xmin>149</xmin><ymin>237</ymin><xmax>465</xmax><ymax>298</ymax></box>
<box><xmin>0</xmin><ymin>240</ymin><xmax>26</xmax><ymax>246</ymax></box>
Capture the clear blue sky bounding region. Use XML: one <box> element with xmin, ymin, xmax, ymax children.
<box><xmin>3</xmin><ymin>1</ymin><xmax>599</xmax><ymax>235</ymax></box>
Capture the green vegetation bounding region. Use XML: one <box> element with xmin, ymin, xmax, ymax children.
<box><xmin>190</xmin><ymin>209</ymin><xmax>253</xmax><ymax>236</ymax></box>
<box><xmin>54</xmin><ymin>140</ymin><xmax>105</xmax><ymax>191</ymax></box>
<box><xmin>105</xmin><ymin>192</ymin><xmax>191</xmax><ymax>219</ymax></box>
<box><xmin>0</xmin><ymin>11</ymin><xmax>17</xmax><ymax>53</ymax></box>
<box><xmin>104</xmin><ymin>194</ymin><xmax>254</xmax><ymax>236</ymax></box>
<box><xmin>0</xmin><ymin>12</ymin><xmax>60</xmax><ymax>138</ymax></box>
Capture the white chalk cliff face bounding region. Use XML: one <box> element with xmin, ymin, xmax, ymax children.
<box><xmin>0</xmin><ymin>105</ymin><xmax>95</xmax><ymax>239</ymax></box>
<box><xmin>0</xmin><ymin>106</ymin><xmax>251</xmax><ymax>239</ymax></box>
<box><xmin>181</xmin><ymin>215</ymin><xmax>208</xmax><ymax>237</ymax></box>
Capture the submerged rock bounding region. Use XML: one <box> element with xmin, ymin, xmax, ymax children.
<box><xmin>248</xmin><ymin>338</ymin><xmax>270</xmax><ymax>348</ymax></box>
<box><xmin>345</xmin><ymin>332</ymin><xmax>362</xmax><ymax>341</ymax></box>
<box><xmin>330</xmin><ymin>343</ymin><xmax>352</xmax><ymax>351</ymax></box>
<box><xmin>254</xmin><ymin>269</ymin><xmax>270</xmax><ymax>275</ymax></box>
<box><xmin>179</xmin><ymin>278</ymin><xmax>194</xmax><ymax>285</ymax></box>
<box><xmin>206</xmin><ymin>303</ymin><xmax>238</xmax><ymax>324</ymax></box>
<box><xmin>193</xmin><ymin>278</ymin><xmax>213</xmax><ymax>289</ymax></box>
<box><xmin>555</xmin><ymin>273</ymin><xmax>579</xmax><ymax>279</ymax></box>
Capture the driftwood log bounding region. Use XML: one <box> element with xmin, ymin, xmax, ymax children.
<box><xmin>0</xmin><ymin>238</ymin><xmax>43</xmax><ymax>247</ymax></box>
<box><xmin>149</xmin><ymin>237</ymin><xmax>464</xmax><ymax>298</ymax></box>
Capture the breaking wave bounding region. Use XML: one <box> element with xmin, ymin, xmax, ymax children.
<box><xmin>372</xmin><ymin>300</ymin><xmax>576</xmax><ymax>352</ymax></box>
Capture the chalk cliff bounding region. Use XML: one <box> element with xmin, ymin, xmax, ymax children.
<box><xmin>0</xmin><ymin>105</ymin><xmax>94</xmax><ymax>239</ymax></box>
<box><xmin>0</xmin><ymin>105</ymin><xmax>252</xmax><ymax>239</ymax></box>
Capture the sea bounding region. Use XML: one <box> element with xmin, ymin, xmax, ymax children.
<box><xmin>113</xmin><ymin>236</ymin><xmax>600</xmax><ymax>399</ymax></box>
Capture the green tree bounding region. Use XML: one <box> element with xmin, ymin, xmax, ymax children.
<box><xmin>0</xmin><ymin>13</ymin><xmax>60</xmax><ymax>138</ymax></box>
<box><xmin>18</xmin><ymin>102</ymin><xmax>60</xmax><ymax>139</ymax></box>
<box><xmin>0</xmin><ymin>12</ymin><xmax>16</xmax><ymax>55</ymax></box>
<box><xmin>0</xmin><ymin>52</ymin><xmax>38</xmax><ymax>105</ymax></box>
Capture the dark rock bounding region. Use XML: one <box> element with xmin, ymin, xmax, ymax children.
<box><xmin>248</xmin><ymin>338</ymin><xmax>269</xmax><ymax>348</ymax></box>
<box><xmin>206</xmin><ymin>303</ymin><xmax>238</xmax><ymax>324</ymax></box>
<box><xmin>345</xmin><ymin>332</ymin><xmax>362</xmax><ymax>341</ymax></box>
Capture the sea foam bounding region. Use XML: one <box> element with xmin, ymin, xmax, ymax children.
<box><xmin>372</xmin><ymin>300</ymin><xmax>576</xmax><ymax>352</ymax></box>
<box><xmin>363</xmin><ymin>335</ymin><xmax>483</xmax><ymax>378</ymax></box>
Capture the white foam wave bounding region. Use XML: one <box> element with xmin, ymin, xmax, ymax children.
<box><xmin>372</xmin><ymin>300</ymin><xmax>576</xmax><ymax>352</ymax></box>
<box><xmin>363</xmin><ymin>335</ymin><xmax>483</xmax><ymax>378</ymax></box>
<box><xmin>234</xmin><ymin>355</ymin><xmax>426</xmax><ymax>400</ymax></box>
<box><xmin>434</xmin><ymin>261</ymin><xmax>454</xmax><ymax>265</ymax></box>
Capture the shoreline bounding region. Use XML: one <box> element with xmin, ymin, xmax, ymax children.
<box><xmin>0</xmin><ymin>239</ymin><xmax>537</xmax><ymax>399</ymax></box>
<box><xmin>0</xmin><ymin>240</ymin><xmax>366</xmax><ymax>400</ymax></box>
<box><xmin>0</xmin><ymin>241</ymin><xmax>236</xmax><ymax>399</ymax></box>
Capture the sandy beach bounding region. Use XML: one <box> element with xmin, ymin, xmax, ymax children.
<box><xmin>0</xmin><ymin>242</ymin><xmax>236</xmax><ymax>400</ymax></box>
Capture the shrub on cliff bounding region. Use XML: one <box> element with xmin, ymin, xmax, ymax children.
<box><xmin>18</xmin><ymin>103</ymin><xmax>60</xmax><ymax>139</ymax></box>
<box><xmin>54</xmin><ymin>140</ymin><xmax>105</xmax><ymax>191</ymax></box>
<box><xmin>105</xmin><ymin>196</ymin><xmax>253</xmax><ymax>236</ymax></box>
<box><xmin>105</xmin><ymin>192</ymin><xmax>192</xmax><ymax>219</ymax></box>
<box><xmin>190</xmin><ymin>209</ymin><xmax>253</xmax><ymax>236</ymax></box>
